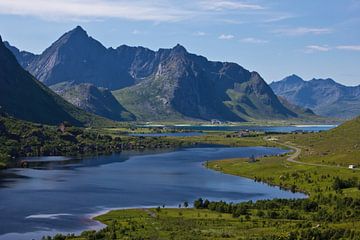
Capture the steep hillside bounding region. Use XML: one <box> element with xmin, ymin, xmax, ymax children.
<box><xmin>270</xmin><ymin>75</ymin><xmax>360</xmax><ymax>119</ymax></box>
<box><xmin>0</xmin><ymin>36</ymin><xmax>110</xmax><ymax>126</ymax></box>
<box><xmin>51</xmin><ymin>83</ymin><xmax>135</xmax><ymax>121</ymax></box>
<box><xmin>5</xmin><ymin>26</ymin><xmax>310</xmax><ymax>122</ymax></box>
<box><xmin>113</xmin><ymin>45</ymin><xmax>298</xmax><ymax>121</ymax></box>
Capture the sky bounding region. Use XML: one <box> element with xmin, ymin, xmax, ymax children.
<box><xmin>0</xmin><ymin>0</ymin><xmax>359</xmax><ymax>86</ymax></box>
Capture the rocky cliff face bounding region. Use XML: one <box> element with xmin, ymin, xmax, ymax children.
<box><xmin>5</xmin><ymin>26</ymin><xmax>306</xmax><ymax>121</ymax></box>
<box><xmin>113</xmin><ymin>45</ymin><xmax>298</xmax><ymax>121</ymax></box>
<box><xmin>51</xmin><ymin>83</ymin><xmax>135</xmax><ymax>121</ymax></box>
<box><xmin>270</xmin><ymin>75</ymin><xmax>360</xmax><ymax>119</ymax></box>
<box><xmin>0</xmin><ymin>36</ymin><xmax>109</xmax><ymax>126</ymax></box>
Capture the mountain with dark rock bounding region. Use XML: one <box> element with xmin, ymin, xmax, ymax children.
<box><xmin>3</xmin><ymin>41</ymin><xmax>36</xmax><ymax>68</ymax></box>
<box><xmin>0</xmin><ymin>36</ymin><xmax>111</xmax><ymax>126</ymax></box>
<box><xmin>113</xmin><ymin>45</ymin><xmax>299</xmax><ymax>121</ymax></box>
<box><xmin>270</xmin><ymin>75</ymin><xmax>360</xmax><ymax>119</ymax></box>
<box><xmin>51</xmin><ymin>82</ymin><xmax>135</xmax><ymax>121</ymax></box>
<box><xmin>5</xmin><ymin>26</ymin><xmax>314</xmax><ymax>121</ymax></box>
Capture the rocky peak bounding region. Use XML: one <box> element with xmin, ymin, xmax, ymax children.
<box><xmin>171</xmin><ymin>44</ymin><xmax>187</xmax><ymax>54</ymax></box>
<box><xmin>283</xmin><ymin>74</ymin><xmax>304</xmax><ymax>84</ymax></box>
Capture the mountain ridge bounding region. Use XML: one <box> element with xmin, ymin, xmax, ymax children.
<box><xmin>4</xmin><ymin>26</ymin><xmax>315</xmax><ymax>122</ymax></box>
<box><xmin>0</xmin><ymin>35</ymin><xmax>113</xmax><ymax>126</ymax></box>
<box><xmin>270</xmin><ymin>75</ymin><xmax>360</xmax><ymax>119</ymax></box>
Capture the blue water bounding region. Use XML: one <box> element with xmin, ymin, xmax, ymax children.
<box><xmin>0</xmin><ymin>147</ymin><xmax>306</xmax><ymax>240</ymax></box>
<box><xmin>171</xmin><ymin>125</ymin><xmax>336</xmax><ymax>133</ymax></box>
<box><xmin>129</xmin><ymin>132</ymin><xmax>205</xmax><ymax>137</ymax></box>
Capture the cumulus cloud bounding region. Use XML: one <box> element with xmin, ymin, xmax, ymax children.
<box><xmin>0</xmin><ymin>0</ymin><xmax>193</xmax><ymax>22</ymax></box>
<box><xmin>199</xmin><ymin>0</ymin><xmax>264</xmax><ymax>11</ymax></box>
<box><xmin>218</xmin><ymin>34</ymin><xmax>235</xmax><ymax>40</ymax></box>
<box><xmin>304</xmin><ymin>45</ymin><xmax>330</xmax><ymax>53</ymax></box>
<box><xmin>274</xmin><ymin>27</ymin><xmax>333</xmax><ymax>36</ymax></box>
<box><xmin>193</xmin><ymin>31</ymin><xmax>207</xmax><ymax>36</ymax></box>
<box><xmin>240</xmin><ymin>37</ymin><xmax>268</xmax><ymax>44</ymax></box>
<box><xmin>336</xmin><ymin>45</ymin><xmax>360</xmax><ymax>51</ymax></box>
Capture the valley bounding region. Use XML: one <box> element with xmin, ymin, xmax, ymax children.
<box><xmin>0</xmin><ymin>4</ymin><xmax>359</xmax><ymax>238</ymax></box>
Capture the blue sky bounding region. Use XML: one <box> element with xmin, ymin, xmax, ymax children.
<box><xmin>0</xmin><ymin>0</ymin><xmax>359</xmax><ymax>85</ymax></box>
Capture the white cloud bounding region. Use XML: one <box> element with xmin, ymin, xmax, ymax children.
<box><xmin>304</xmin><ymin>45</ymin><xmax>330</xmax><ymax>53</ymax></box>
<box><xmin>336</xmin><ymin>45</ymin><xmax>360</xmax><ymax>51</ymax></box>
<box><xmin>274</xmin><ymin>27</ymin><xmax>333</xmax><ymax>36</ymax></box>
<box><xmin>0</xmin><ymin>0</ymin><xmax>193</xmax><ymax>22</ymax></box>
<box><xmin>132</xmin><ymin>30</ymin><xmax>141</xmax><ymax>35</ymax></box>
<box><xmin>263</xmin><ymin>14</ymin><xmax>294</xmax><ymax>23</ymax></box>
<box><xmin>199</xmin><ymin>0</ymin><xmax>264</xmax><ymax>11</ymax></box>
<box><xmin>218</xmin><ymin>34</ymin><xmax>235</xmax><ymax>40</ymax></box>
<box><xmin>240</xmin><ymin>37</ymin><xmax>268</xmax><ymax>44</ymax></box>
<box><xmin>193</xmin><ymin>31</ymin><xmax>206</xmax><ymax>36</ymax></box>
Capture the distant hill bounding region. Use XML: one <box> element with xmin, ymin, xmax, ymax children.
<box><xmin>0</xmin><ymin>36</ymin><xmax>110</xmax><ymax>126</ymax></box>
<box><xmin>270</xmin><ymin>75</ymin><xmax>360</xmax><ymax>119</ymax></box>
<box><xmin>51</xmin><ymin>82</ymin><xmax>135</xmax><ymax>121</ymax></box>
<box><xmin>5</xmin><ymin>26</ymin><xmax>315</xmax><ymax>122</ymax></box>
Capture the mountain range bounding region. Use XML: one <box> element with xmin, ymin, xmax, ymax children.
<box><xmin>270</xmin><ymin>75</ymin><xmax>360</xmax><ymax>119</ymax></box>
<box><xmin>4</xmin><ymin>26</ymin><xmax>316</xmax><ymax>122</ymax></box>
<box><xmin>0</xmin><ymin>36</ymin><xmax>111</xmax><ymax>126</ymax></box>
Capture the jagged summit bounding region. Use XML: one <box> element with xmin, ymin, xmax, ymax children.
<box><xmin>279</xmin><ymin>74</ymin><xmax>304</xmax><ymax>84</ymax></box>
<box><xmin>4</xmin><ymin>26</ymin><xmax>310</xmax><ymax>121</ymax></box>
<box><xmin>172</xmin><ymin>44</ymin><xmax>187</xmax><ymax>53</ymax></box>
<box><xmin>270</xmin><ymin>75</ymin><xmax>360</xmax><ymax>119</ymax></box>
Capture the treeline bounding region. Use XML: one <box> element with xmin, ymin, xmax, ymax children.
<box><xmin>194</xmin><ymin>198</ymin><xmax>318</xmax><ymax>220</ymax></box>
<box><xmin>0</xmin><ymin>115</ymin><xmax>186</xmax><ymax>167</ymax></box>
<box><xmin>332</xmin><ymin>176</ymin><xmax>359</xmax><ymax>192</ymax></box>
<box><xmin>193</xmin><ymin>197</ymin><xmax>360</xmax><ymax>239</ymax></box>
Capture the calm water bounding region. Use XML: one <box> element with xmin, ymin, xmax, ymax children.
<box><xmin>0</xmin><ymin>147</ymin><xmax>306</xmax><ymax>240</ymax></box>
<box><xmin>129</xmin><ymin>132</ymin><xmax>205</xmax><ymax>137</ymax></box>
<box><xmin>172</xmin><ymin>125</ymin><xmax>336</xmax><ymax>133</ymax></box>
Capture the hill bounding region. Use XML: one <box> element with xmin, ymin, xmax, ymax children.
<box><xmin>0</xmin><ymin>36</ymin><xmax>110</xmax><ymax>126</ymax></box>
<box><xmin>270</xmin><ymin>75</ymin><xmax>360</xmax><ymax>119</ymax></box>
<box><xmin>6</xmin><ymin>26</ymin><xmax>312</xmax><ymax>122</ymax></box>
<box><xmin>287</xmin><ymin>115</ymin><xmax>360</xmax><ymax>166</ymax></box>
<box><xmin>51</xmin><ymin>82</ymin><xmax>135</xmax><ymax>121</ymax></box>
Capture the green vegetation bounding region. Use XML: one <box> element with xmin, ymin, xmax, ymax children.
<box><xmin>280</xmin><ymin>116</ymin><xmax>360</xmax><ymax>166</ymax></box>
<box><xmin>45</xmin><ymin>116</ymin><xmax>360</xmax><ymax>239</ymax></box>
<box><xmin>0</xmin><ymin>114</ymin><xmax>185</xmax><ymax>167</ymax></box>
<box><xmin>0</xmin><ymin>39</ymin><xmax>113</xmax><ymax>127</ymax></box>
<box><xmin>44</xmin><ymin>199</ymin><xmax>360</xmax><ymax>240</ymax></box>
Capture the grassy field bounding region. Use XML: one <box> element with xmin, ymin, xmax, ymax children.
<box><xmin>52</xmin><ymin>205</ymin><xmax>360</xmax><ymax>240</ymax></box>
<box><xmin>30</xmin><ymin>117</ymin><xmax>360</xmax><ymax>239</ymax></box>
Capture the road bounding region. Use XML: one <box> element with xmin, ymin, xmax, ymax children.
<box><xmin>265</xmin><ymin>137</ymin><xmax>359</xmax><ymax>171</ymax></box>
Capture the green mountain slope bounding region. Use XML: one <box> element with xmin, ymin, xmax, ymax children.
<box><xmin>6</xmin><ymin>27</ymin><xmax>313</xmax><ymax>122</ymax></box>
<box><xmin>113</xmin><ymin>46</ymin><xmax>301</xmax><ymax>121</ymax></box>
<box><xmin>0</xmin><ymin>36</ymin><xmax>110</xmax><ymax>126</ymax></box>
<box><xmin>286</xmin><ymin>115</ymin><xmax>360</xmax><ymax>166</ymax></box>
<box><xmin>51</xmin><ymin>82</ymin><xmax>135</xmax><ymax>121</ymax></box>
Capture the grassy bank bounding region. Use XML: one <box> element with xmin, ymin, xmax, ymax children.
<box><xmin>46</xmin><ymin>117</ymin><xmax>360</xmax><ymax>240</ymax></box>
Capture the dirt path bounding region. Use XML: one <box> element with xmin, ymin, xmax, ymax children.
<box><xmin>265</xmin><ymin>137</ymin><xmax>359</xmax><ymax>171</ymax></box>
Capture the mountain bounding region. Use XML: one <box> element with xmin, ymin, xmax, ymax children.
<box><xmin>3</xmin><ymin>41</ymin><xmax>36</xmax><ymax>68</ymax></box>
<box><xmin>7</xmin><ymin>26</ymin><xmax>138</xmax><ymax>89</ymax></box>
<box><xmin>5</xmin><ymin>26</ymin><xmax>311</xmax><ymax>121</ymax></box>
<box><xmin>0</xmin><ymin>36</ymin><xmax>111</xmax><ymax>126</ymax></box>
<box><xmin>270</xmin><ymin>75</ymin><xmax>360</xmax><ymax>119</ymax></box>
<box><xmin>113</xmin><ymin>45</ymin><xmax>299</xmax><ymax>121</ymax></box>
<box><xmin>50</xmin><ymin>82</ymin><xmax>135</xmax><ymax>121</ymax></box>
